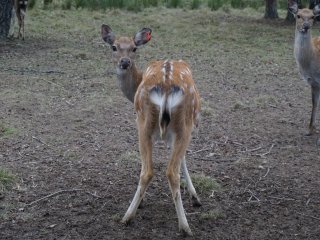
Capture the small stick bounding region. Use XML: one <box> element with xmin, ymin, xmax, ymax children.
<box><xmin>32</xmin><ymin>136</ymin><xmax>48</xmax><ymax>146</ymax></box>
<box><xmin>188</xmin><ymin>147</ymin><xmax>212</xmax><ymax>155</ymax></box>
<box><xmin>25</xmin><ymin>189</ymin><xmax>101</xmax><ymax>207</ymax></box>
<box><xmin>247</xmin><ymin>146</ymin><xmax>262</xmax><ymax>152</ymax></box>
<box><xmin>297</xmin><ymin>212</ymin><xmax>320</xmax><ymax>221</ymax></box>
<box><xmin>263</xmin><ymin>167</ymin><xmax>270</xmax><ymax>178</ymax></box>
<box><xmin>254</xmin><ymin>144</ymin><xmax>274</xmax><ymax>157</ymax></box>
<box><xmin>268</xmin><ymin>196</ymin><xmax>296</xmax><ymax>201</ymax></box>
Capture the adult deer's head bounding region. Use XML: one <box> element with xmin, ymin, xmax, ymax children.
<box><xmin>289</xmin><ymin>2</ymin><xmax>320</xmax><ymax>34</ymax></box>
<box><xmin>101</xmin><ymin>25</ymin><xmax>152</xmax><ymax>73</ymax></box>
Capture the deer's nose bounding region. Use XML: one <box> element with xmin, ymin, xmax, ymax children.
<box><xmin>303</xmin><ymin>22</ymin><xmax>310</xmax><ymax>30</ymax></box>
<box><xmin>120</xmin><ymin>58</ymin><xmax>131</xmax><ymax>69</ymax></box>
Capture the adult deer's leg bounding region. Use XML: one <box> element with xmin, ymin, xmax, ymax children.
<box><xmin>167</xmin><ymin>131</ymin><xmax>192</xmax><ymax>236</ymax></box>
<box><xmin>121</xmin><ymin>118</ymin><xmax>154</xmax><ymax>223</ymax></box>
<box><xmin>181</xmin><ymin>156</ymin><xmax>201</xmax><ymax>207</ymax></box>
<box><xmin>309</xmin><ymin>84</ymin><xmax>320</xmax><ymax>135</ymax></box>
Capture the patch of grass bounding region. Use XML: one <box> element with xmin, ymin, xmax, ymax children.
<box><xmin>254</xmin><ymin>95</ymin><xmax>278</xmax><ymax>108</ymax></box>
<box><xmin>120</xmin><ymin>151</ymin><xmax>140</xmax><ymax>163</ymax></box>
<box><xmin>192</xmin><ymin>174</ymin><xmax>221</xmax><ymax>194</ymax></box>
<box><xmin>0</xmin><ymin>124</ymin><xmax>17</xmax><ymax>138</ymax></box>
<box><xmin>201</xmin><ymin>98</ymin><xmax>215</xmax><ymax>117</ymax></box>
<box><xmin>111</xmin><ymin>213</ymin><xmax>122</xmax><ymax>222</ymax></box>
<box><xmin>0</xmin><ymin>168</ymin><xmax>16</xmax><ymax>191</ymax></box>
<box><xmin>200</xmin><ymin>209</ymin><xmax>224</xmax><ymax>221</ymax></box>
<box><xmin>233</xmin><ymin>100</ymin><xmax>249</xmax><ymax>110</ymax></box>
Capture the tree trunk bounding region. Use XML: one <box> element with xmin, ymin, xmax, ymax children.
<box><xmin>286</xmin><ymin>0</ymin><xmax>302</xmax><ymax>22</ymax></box>
<box><xmin>265</xmin><ymin>0</ymin><xmax>279</xmax><ymax>19</ymax></box>
<box><xmin>0</xmin><ymin>0</ymin><xmax>13</xmax><ymax>40</ymax></box>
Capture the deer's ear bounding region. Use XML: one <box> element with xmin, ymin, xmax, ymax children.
<box><xmin>101</xmin><ymin>24</ymin><xmax>116</xmax><ymax>45</ymax></box>
<box><xmin>314</xmin><ymin>4</ymin><xmax>320</xmax><ymax>17</ymax></box>
<box><xmin>288</xmin><ymin>1</ymin><xmax>298</xmax><ymax>15</ymax></box>
<box><xmin>133</xmin><ymin>28</ymin><xmax>152</xmax><ymax>47</ymax></box>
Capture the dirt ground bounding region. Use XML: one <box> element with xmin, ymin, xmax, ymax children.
<box><xmin>1</xmin><ymin>7</ymin><xmax>320</xmax><ymax>240</ymax></box>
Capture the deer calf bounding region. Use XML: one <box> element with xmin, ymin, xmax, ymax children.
<box><xmin>10</xmin><ymin>0</ymin><xmax>28</xmax><ymax>40</ymax></box>
<box><xmin>289</xmin><ymin>2</ymin><xmax>320</xmax><ymax>135</ymax></box>
<box><xmin>101</xmin><ymin>25</ymin><xmax>201</xmax><ymax>235</ymax></box>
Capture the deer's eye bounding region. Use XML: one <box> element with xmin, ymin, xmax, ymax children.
<box><xmin>311</xmin><ymin>16</ymin><xmax>315</xmax><ymax>19</ymax></box>
<box><xmin>111</xmin><ymin>46</ymin><xmax>117</xmax><ymax>51</ymax></box>
<box><xmin>297</xmin><ymin>14</ymin><xmax>301</xmax><ymax>19</ymax></box>
<box><xmin>133</xmin><ymin>47</ymin><xmax>137</xmax><ymax>53</ymax></box>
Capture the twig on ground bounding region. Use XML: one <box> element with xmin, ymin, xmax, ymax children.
<box><xmin>297</xmin><ymin>212</ymin><xmax>320</xmax><ymax>221</ymax></box>
<box><xmin>268</xmin><ymin>196</ymin><xmax>296</xmax><ymax>201</ymax></box>
<box><xmin>263</xmin><ymin>167</ymin><xmax>270</xmax><ymax>178</ymax></box>
<box><xmin>254</xmin><ymin>144</ymin><xmax>275</xmax><ymax>157</ymax></box>
<box><xmin>247</xmin><ymin>189</ymin><xmax>260</xmax><ymax>202</ymax></box>
<box><xmin>25</xmin><ymin>189</ymin><xmax>102</xmax><ymax>207</ymax></box>
<box><xmin>186</xmin><ymin>212</ymin><xmax>201</xmax><ymax>216</ymax></box>
<box><xmin>187</xmin><ymin>147</ymin><xmax>212</xmax><ymax>155</ymax></box>
<box><xmin>32</xmin><ymin>136</ymin><xmax>48</xmax><ymax>146</ymax></box>
<box><xmin>246</xmin><ymin>146</ymin><xmax>262</xmax><ymax>152</ymax></box>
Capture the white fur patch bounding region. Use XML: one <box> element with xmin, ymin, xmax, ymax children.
<box><xmin>166</xmin><ymin>89</ymin><xmax>184</xmax><ymax>114</ymax></box>
<box><xmin>150</xmin><ymin>89</ymin><xmax>166</xmax><ymax>107</ymax></box>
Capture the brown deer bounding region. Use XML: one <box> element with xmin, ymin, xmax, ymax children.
<box><xmin>289</xmin><ymin>1</ymin><xmax>320</xmax><ymax>135</ymax></box>
<box><xmin>101</xmin><ymin>24</ymin><xmax>201</xmax><ymax>235</ymax></box>
<box><xmin>10</xmin><ymin>0</ymin><xmax>28</xmax><ymax>40</ymax></box>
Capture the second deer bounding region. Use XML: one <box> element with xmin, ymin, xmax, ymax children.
<box><xmin>289</xmin><ymin>2</ymin><xmax>320</xmax><ymax>135</ymax></box>
<box><xmin>10</xmin><ymin>0</ymin><xmax>28</xmax><ymax>40</ymax></box>
<box><xmin>101</xmin><ymin>25</ymin><xmax>201</xmax><ymax>235</ymax></box>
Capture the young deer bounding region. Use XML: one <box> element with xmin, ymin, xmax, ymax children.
<box><xmin>101</xmin><ymin>25</ymin><xmax>201</xmax><ymax>235</ymax></box>
<box><xmin>289</xmin><ymin>2</ymin><xmax>320</xmax><ymax>135</ymax></box>
<box><xmin>10</xmin><ymin>0</ymin><xmax>28</xmax><ymax>40</ymax></box>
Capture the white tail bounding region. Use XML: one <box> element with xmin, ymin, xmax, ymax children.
<box><xmin>289</xmin><ymin>2</ymin><xmax>320</xmax><ymax>135</ymax></box>
<box><xmin>101</xmin><ymin>25</ymin><xmax>201</xmax><ymax>236</ymax></box>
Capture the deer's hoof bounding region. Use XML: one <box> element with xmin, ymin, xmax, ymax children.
<box><xmin>192</xmin><ymin>196</ymin><xmax>202</xmax><ymax>207</ymax></box>
<box><xmin>179</xmin><ymin>226</ymin><xmax>193</xmax><ymax>237</ymax></box>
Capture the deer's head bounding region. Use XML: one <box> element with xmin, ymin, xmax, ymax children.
<box><xmin>101</xmin><ymin>25</ymin><xmax>152</xmax><ymax>74</ymax></box>
<box><xmin>289</xmin><ymin>2</ymin><xmax>320</xmax><ymax>34</ymax></box>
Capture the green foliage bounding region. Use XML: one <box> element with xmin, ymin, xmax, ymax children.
<box><xmin>191</xmin><ymin>0</ymin><xmax>201</xmax><ymax>9</ymax></box>
<box><xmin>28</xmin><ymin>0</ymin><xmax>37</xmax><ymax>9</ymax></box>
<box><xmin>208</xmin><ymin>0</ymin><xmax>223</xmax><ymax>10</ymax></box>
<box><xmin>35</xmin><ymin>0</ymin><xmax>298</xmax><ymax>11</ymax></box>
<box><xmin>62</xmin><ymin>0</ymin><xmax>73</xmax><ymax>10</ymax></box>
<box><xmin>32</xmin><ymin>0</ymin><xmax>305</xmax><ymax>12</ymax></box>
<box><xmin>166</xmin><ymin>0</ymin><xmax>182</xmax><ymax>8</ymax></box>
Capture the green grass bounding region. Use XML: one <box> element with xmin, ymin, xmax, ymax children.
<box><xmin>0</xmin><ymin>123</ymin><xmax>17</xmax><ymax>138</ymax></box>
<box><xmin>200</xmin><ymin>209</ymin><xmax>224</xmax><ymax>221</ymax></box>
<box><xmin>191</xmin><ymin>174</ymin><xmax>221</xmax><ymax>194</ymax></box>
<box><xmin>120</xmin><ymin>151</ymin><xmax>140</xmax><ymax>164</ymax></box>
<box><xmin>0</xmin><ymin>168</ymin><xmax>16</xmax><ymax>191</ymax></box>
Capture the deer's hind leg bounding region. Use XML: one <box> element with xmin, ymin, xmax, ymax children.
<box><xmin>166</xmin><ymin>130</ymin><xmax>193</xmax><ymax>236</ymax></box>
<box><xmin>121</xmin><ymin>116</ymin><xmax>154</xmax><ymax>223</ymax></box>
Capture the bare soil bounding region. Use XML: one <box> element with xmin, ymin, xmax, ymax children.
<box><xmin>0</xmin><ymin>7</ymin><xmax>320</xmax><ymax>240</ymax></box>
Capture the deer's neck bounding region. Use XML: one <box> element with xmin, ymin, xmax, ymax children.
<box><xmin>294</xmin><ymin>30</ymin><xmax>314</xmax><ymax>67</ymax></box>
<box><xmin>116</xmin><ymin>63</ymin><xmax>143</xmax><ymax>103</ymax></box>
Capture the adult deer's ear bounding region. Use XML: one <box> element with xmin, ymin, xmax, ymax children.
<box><xmin>288</xmin><ymin>1</ymin><xmax>298</xmax><ymax>15</ymax></box>
<box><xmin>314</xmin><ymin>4</ymin><xmax>320</xmax><ymax>17</ymax></box>
<box><xmin>101</xmin><ymin>24</ymin><xmax>116</xmax><ymax>45</ymax></box>
<box><xmin>133</xmin><ymin>28</ymin><xmax>152</xmax><ymax>47</ymax></box>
